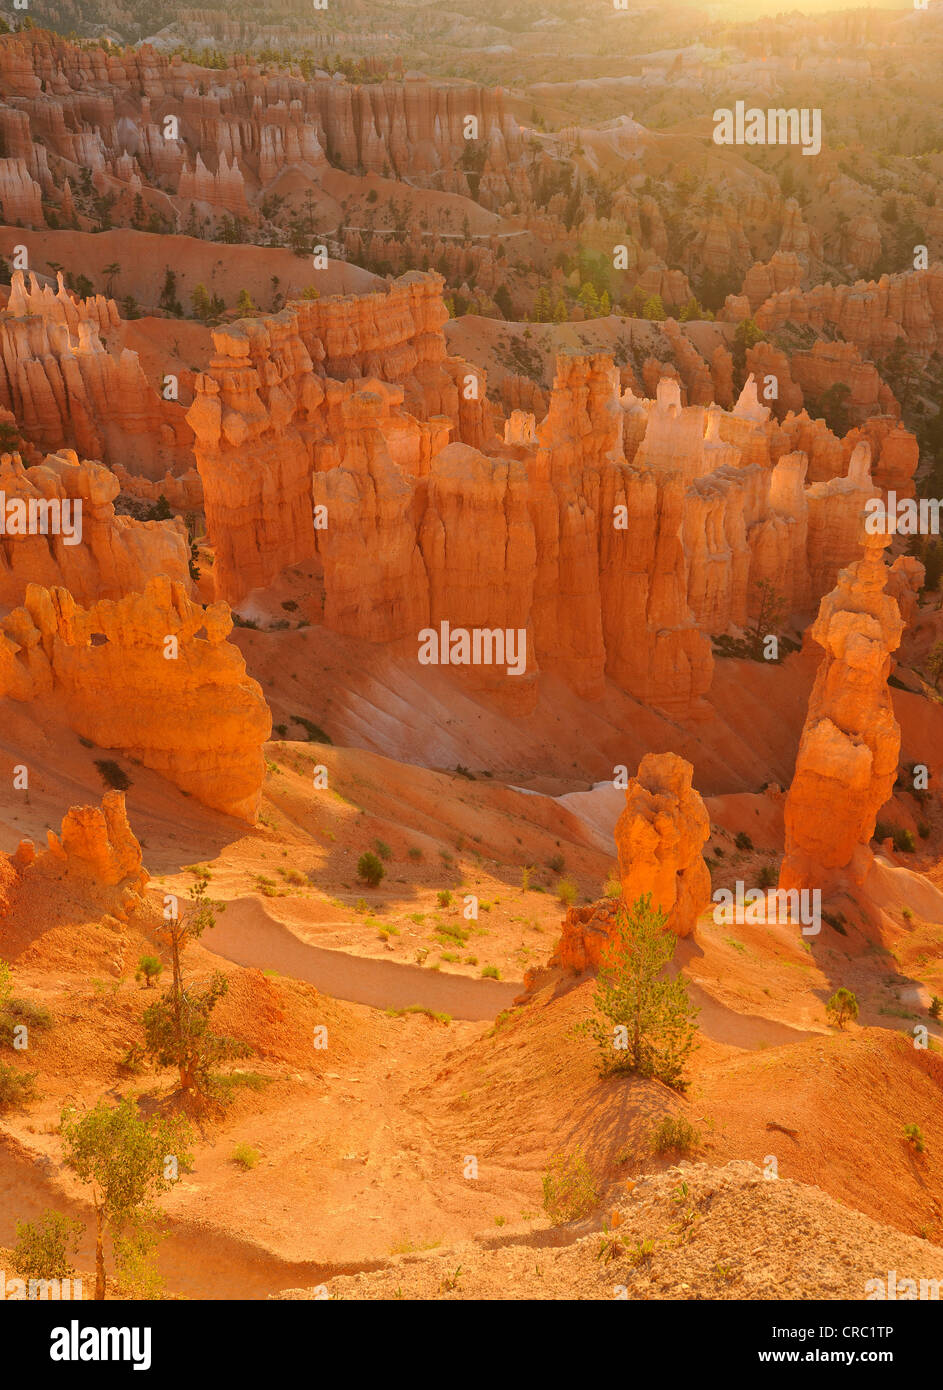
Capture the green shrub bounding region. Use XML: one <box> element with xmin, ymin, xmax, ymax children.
<box><xmin>874</xmin><ymin>820</ymin><xmax>894</xmax><ymax>843</ymax></box>
<box><xmin>734</xmin><ymin>831</ymin><xmax>753</xmax><ymax>851</ymax></box>
<box><xmin>826</xmin><ymin>987</ymin><xmax>859</xmax><ymax>1030</ymax></box>
<box><xmin>541</xmin><ymin>1147</ymin><xmax>599</xmax><ymax>1225</ymax></box>
<box><xmin>437</xmin><ymin>890</ymin><xmax>453</xmax><ymax>908</ymax></box>
<box><xmin>578</xmin><ymin>894</ymin><xmax>699</xmax><ymax>1089</ymax></box>
<box><xmin>651</xmin><ymin>1114</ymin><xmax>701</xmax><ymax>1156</ymax></box>
<box><xmin>12</xmin><ymin>1210</ymin><xmax>84</xmax><ymax>1280</ymax></box>
<box><xmin>407</xmin><ymin>847</ymin><xmax>423</xmax><ymax>861</ymax></box>
<box><xmin>94</xmin><ymin>759</ymin><xmax>131</xmax><ymax>791</ymax></box>
<box><xmin>0</xmin><ymin>1060</ymin><xmax>38</xmax><ymax>1110</ymax></box>
<box><xmin>357</xmin><ymin>852</ymin><xmax>385</xmax><ymax>887</ymax></box>
<box><xmin>1</xmin><ymin>997</ymin><xmax>54</xmax><ymax>1034</ymax></box>
<box><xmin>548</xmin><ymin>853</ymin><xmax>566</xmax><ymax>874</ymax></box>
<box><xmin>292</xmin><ymin>715</ymin><xmax>332</xmax><ymax>743</ymax></box>
<box><xmin>135</xmin><ymin>955</ymin><xmax>163</xmax><ymax>988</ymax></box>
<box><xmin>481</xmin><ymin>965</ymin><xmax>501</xmax><ymax>980</ymax></box>
<box><xmin>373</xmin><ymin>839</ymin><xmax>392</xmax><ymax>861</ymax></box>
<box><xmin>556</xmin><ymin>876</ymin><xmax>578</xmax><ymax>907</ymax></box>
<box><xmin>930</xmin><ymin>996</ymin><xmax>943</xmax><ymax>1020</ymax></box>
<box><xmin>903</xmin><ymin>1123</ymin><xmax>925</xmax><ymax>1154</ymax></box>
<box><xmin>758</xmin><ymin>863</ymin><xmax>777</xmax><ymax>889</ymax></box>
<box><xmin>893</xmin><ymin>828</ymin><xmax>916</xmax><ymax>854</ymax></box>
<box><xmin>231</xmin><ymin>1143</ymin><xmax>260</xmax><ymax>1170</ymax></box>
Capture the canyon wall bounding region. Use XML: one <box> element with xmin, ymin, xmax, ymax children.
<box><xmin>0</xmin><ymin>272</ymin><xmax>193</xmax><ymax>478</ymax></box>
<box><xmin>780</xmin><ymin>527</ymin><xmax>904</xmax><ymax>894</ymax></box>
<box><xmin>0</xmin><ymin>575</ymin><xmax>270</xmax><ymax>819</ymax></box>
<box><xmin>0</xmin><ymin>446</ymin><xmax>191</xmax><ymax>606</ymax></box>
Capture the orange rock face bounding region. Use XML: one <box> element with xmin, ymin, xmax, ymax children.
<box><xmin>0</xmin><ymin>576</ymin><xmax>271</xmax><ymax>820</ymax></box>
<box><xmin>755</xmin><ymin>265</ymin><xmax>943</xmax><ymax>357</ymax></box>
<box><xmin>553</xmin><ymin>752</ymin><xmax>711</xmax><ymax>972</ymax></box>
<box><xmin>0</xmin><ymin>273</ymin><xmax>192</xmax><ymax>478</ymax></box>
<box><xmin>615</xmin><ymin>753</ymin><xmax>711</xmax><ymax>939</ymax></box>
<box><xmin>781</xmin><ymin>527</ymin><xmax>904</xmax><ymax>893</ymax></box>
<box><xmin>0</xmin><ymin>31</ymin><xmax>526</xmax><ymax>216</ymax></box>
<box><xmin>187</xmin><ymin>272</ymin><xmax>487</xmax><ymax>603</ymax></box>
<box><xmin>0</xmin><ymin>156</ymin><xmax>44</xmax><ymax>224</ymax></box>
<box><xmin>25</xmin><ymin>790</ymin><xmax>147</xmax><ymax>892</ymax></box>
<box><xmin>0</xmin><ymin>446</ymin><xmax>191</xmax><ymax>606</ymax></box>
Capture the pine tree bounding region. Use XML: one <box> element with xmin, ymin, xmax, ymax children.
<box><xmin>578</xmin><ymin>894</ymin><xmax>699</xmax><ymax>1089</ymax></box>
<box><xmin>61</xmin><ymin>1098</ymin><xmax>192</xmax><ymax>1300</ymax></box>
<box><xmin>190</xmin><ymin>283</ymin><xmax>212</xmax><ymax>321</ymax></box>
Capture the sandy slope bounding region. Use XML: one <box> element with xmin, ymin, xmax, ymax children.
<box><xmin>283</xmin><ymin>1160</ymin><xmax>943</xmax><ymax>1301</ymax></box>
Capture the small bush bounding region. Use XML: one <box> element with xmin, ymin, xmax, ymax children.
<box><xmin>357</xmin><ymin>852</ymin><xmax>385</xmax><ymax>888</ymax></box>
<box><xmin>1</xmin><ymin>997</ymin><xmax>53</xmax><ymax>1032</ymax></box>
<box><xmin>94</xmin><ymin>759</ymin><xmax>131</xmax><ymax>792</ymax></box>
<box><xmin>734</xmin><ymin>831</ymin><xmax>753</xmax><ymax>851</ymax></box>
<box><xmin>651</xmin><ymin>1114</ymin><xmax>701</xmax><ymax>1156</ymax></box>
<box><xmin>893</xmin><ymin>828</ymin><xmax>916</xmax><ymax>854</ymax></box>
<box><xmin>0</xmin><ymin>1060</ymin><xmax>38</xmax><ymax>1110</ymax></box>
<box><xmin>292</xmin><ymin>715</ymin><xmax>332</xmax><ymax>744</ymax></box>
<box><xmin>541</xmin><ymin>1147</ymin><xmax>599</xmax><ymax>1225</ymax></box>
<box><xmin>548</xmin><ymin>853</ymin><xmax>566</xmax><ymax>874</ymax></box>
<box><xmin>821</xmin><ymin>909</ymin><xmax>847</xmax><ymax>935</ymax></box>
<box><xmin>826</xmin><ymin>987</ymin><xmax>859</xmax><ymax>1030</ymax></box>
<box><xmin>929</xmin><ymin>996</ymin><xmax>943</xmax><ymax>1020</ymax></box>
<box><xmin>231</xmin><ymin>1143</ymin><xmax>260</xmax><ymax>1170</ymax></box>
<box><xmin>758</xmin><ymin>863</ymin><xmax>777</xmax><ymax>889</ymax></box>
<box><xmin>874</xmin><ymin>820</ymin><xmax>894</xmax><ymax>843</ymax></box>
<box><xmin>903</xmin><ymin>1123</ymin><xmax>926</xmax><ymax>1154</ymax></box>
<box><xmin>407</xmin><ymin>847</ymin><xmax>423</xmax><ymax>861</ymax></box>
<box><xmin>118</xmin><ymin>1042</ymin><xmax>146</xmax><ymax>1074</ymax></box>
<box><xmin>520</xmin><ymin>866</ymin><xmax>533</xmax><ymax>891</ymax></box>
<box><xmin>373</xmin><ymin>840</ymin><xmax>392</xmax><ymax>861</ymax></box>
<box><xmin>481</xmin><ymin>965</ymin><xmax>501</xmax><ymax>980</ymax></box>
<box><xmin>437</xmin><ymin>890</ymin><xmax>453</xmax><ymax>908</ymax></box>
<box><xmin>12</xmin><ymin>1210</ymin><xmax>83</xmax><ymax>1280</ymax></box>
<box><xmin>918</xmin><ymin>821</ymin><xmax>931</xmax><ymax>839</ymax></box>
<box><xmin>436</xmin><ymin>922</ymin><xmax>468</xmax><ymax>946</ymax></box>
<box><xmin>556</xmin><ymin>876</ymin><xmax>578</xmax><ymax>907</ymax></box>
<box><xmin>135</xmin><ymin>955</ymin><xmax>163</xmax><ymax>988</ymax></box>
<box><xmin>603</xmin><ymin>876</ymin><xmax>622</xmax><ymax>899</ymax></box>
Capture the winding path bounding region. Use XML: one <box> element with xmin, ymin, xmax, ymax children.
<box><xmin>207</xmin><ymin>896</ymin><xmax>521</xmax><ymax>1021</ymax></box>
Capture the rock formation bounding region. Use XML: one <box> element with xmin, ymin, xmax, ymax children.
<box><xmin>0</xmin><ymin>273</ymin><xmax>193</xmax><ymax>478</ymax></box>
<box><xmin>0</xmin><ymin>447</ymin><xmax>191</xmax><ymax>606</ymax></box>
<box><xmin>780</xmin><ymin>525</ymin><xmax>904</xmax><ymax>894</ymax></box>
<box><xmin>187</xmin><ymin>272</ymin><xmax>489</xmax><ymax>603</ymax></box>
<box><xmin>754</xmin><ymin>265</ymin><xmax>943</xmax><ymax>357</ymax></box>
<box><xmin>614</xmin><ymin>753</ymin><xmax>711</xmax><ymax>938</ymax></box>
<box><xmin>0</xmin><ymin>576</ymin><xmax>271</xmax><ymax>820</ymax></box>
<box><xmin>18</xmin><ymin>790</ymin><xmax>147</xmax><ymax>893</ymax></box>
<box><xmin>552</xmin><ymin>752</ymin><xmax>711</xmax><ymax>971</ymax></box>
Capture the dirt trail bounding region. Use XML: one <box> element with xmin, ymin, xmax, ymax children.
<box><xmin>208</xmin><ymin>896</ymin><xmax>521</xmax><ymax>1020</ymax></box>
<box><xmin>0</xmin><ymin>1134</ymin><xmax>384</xmax><ymax>1299</ymax></box>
